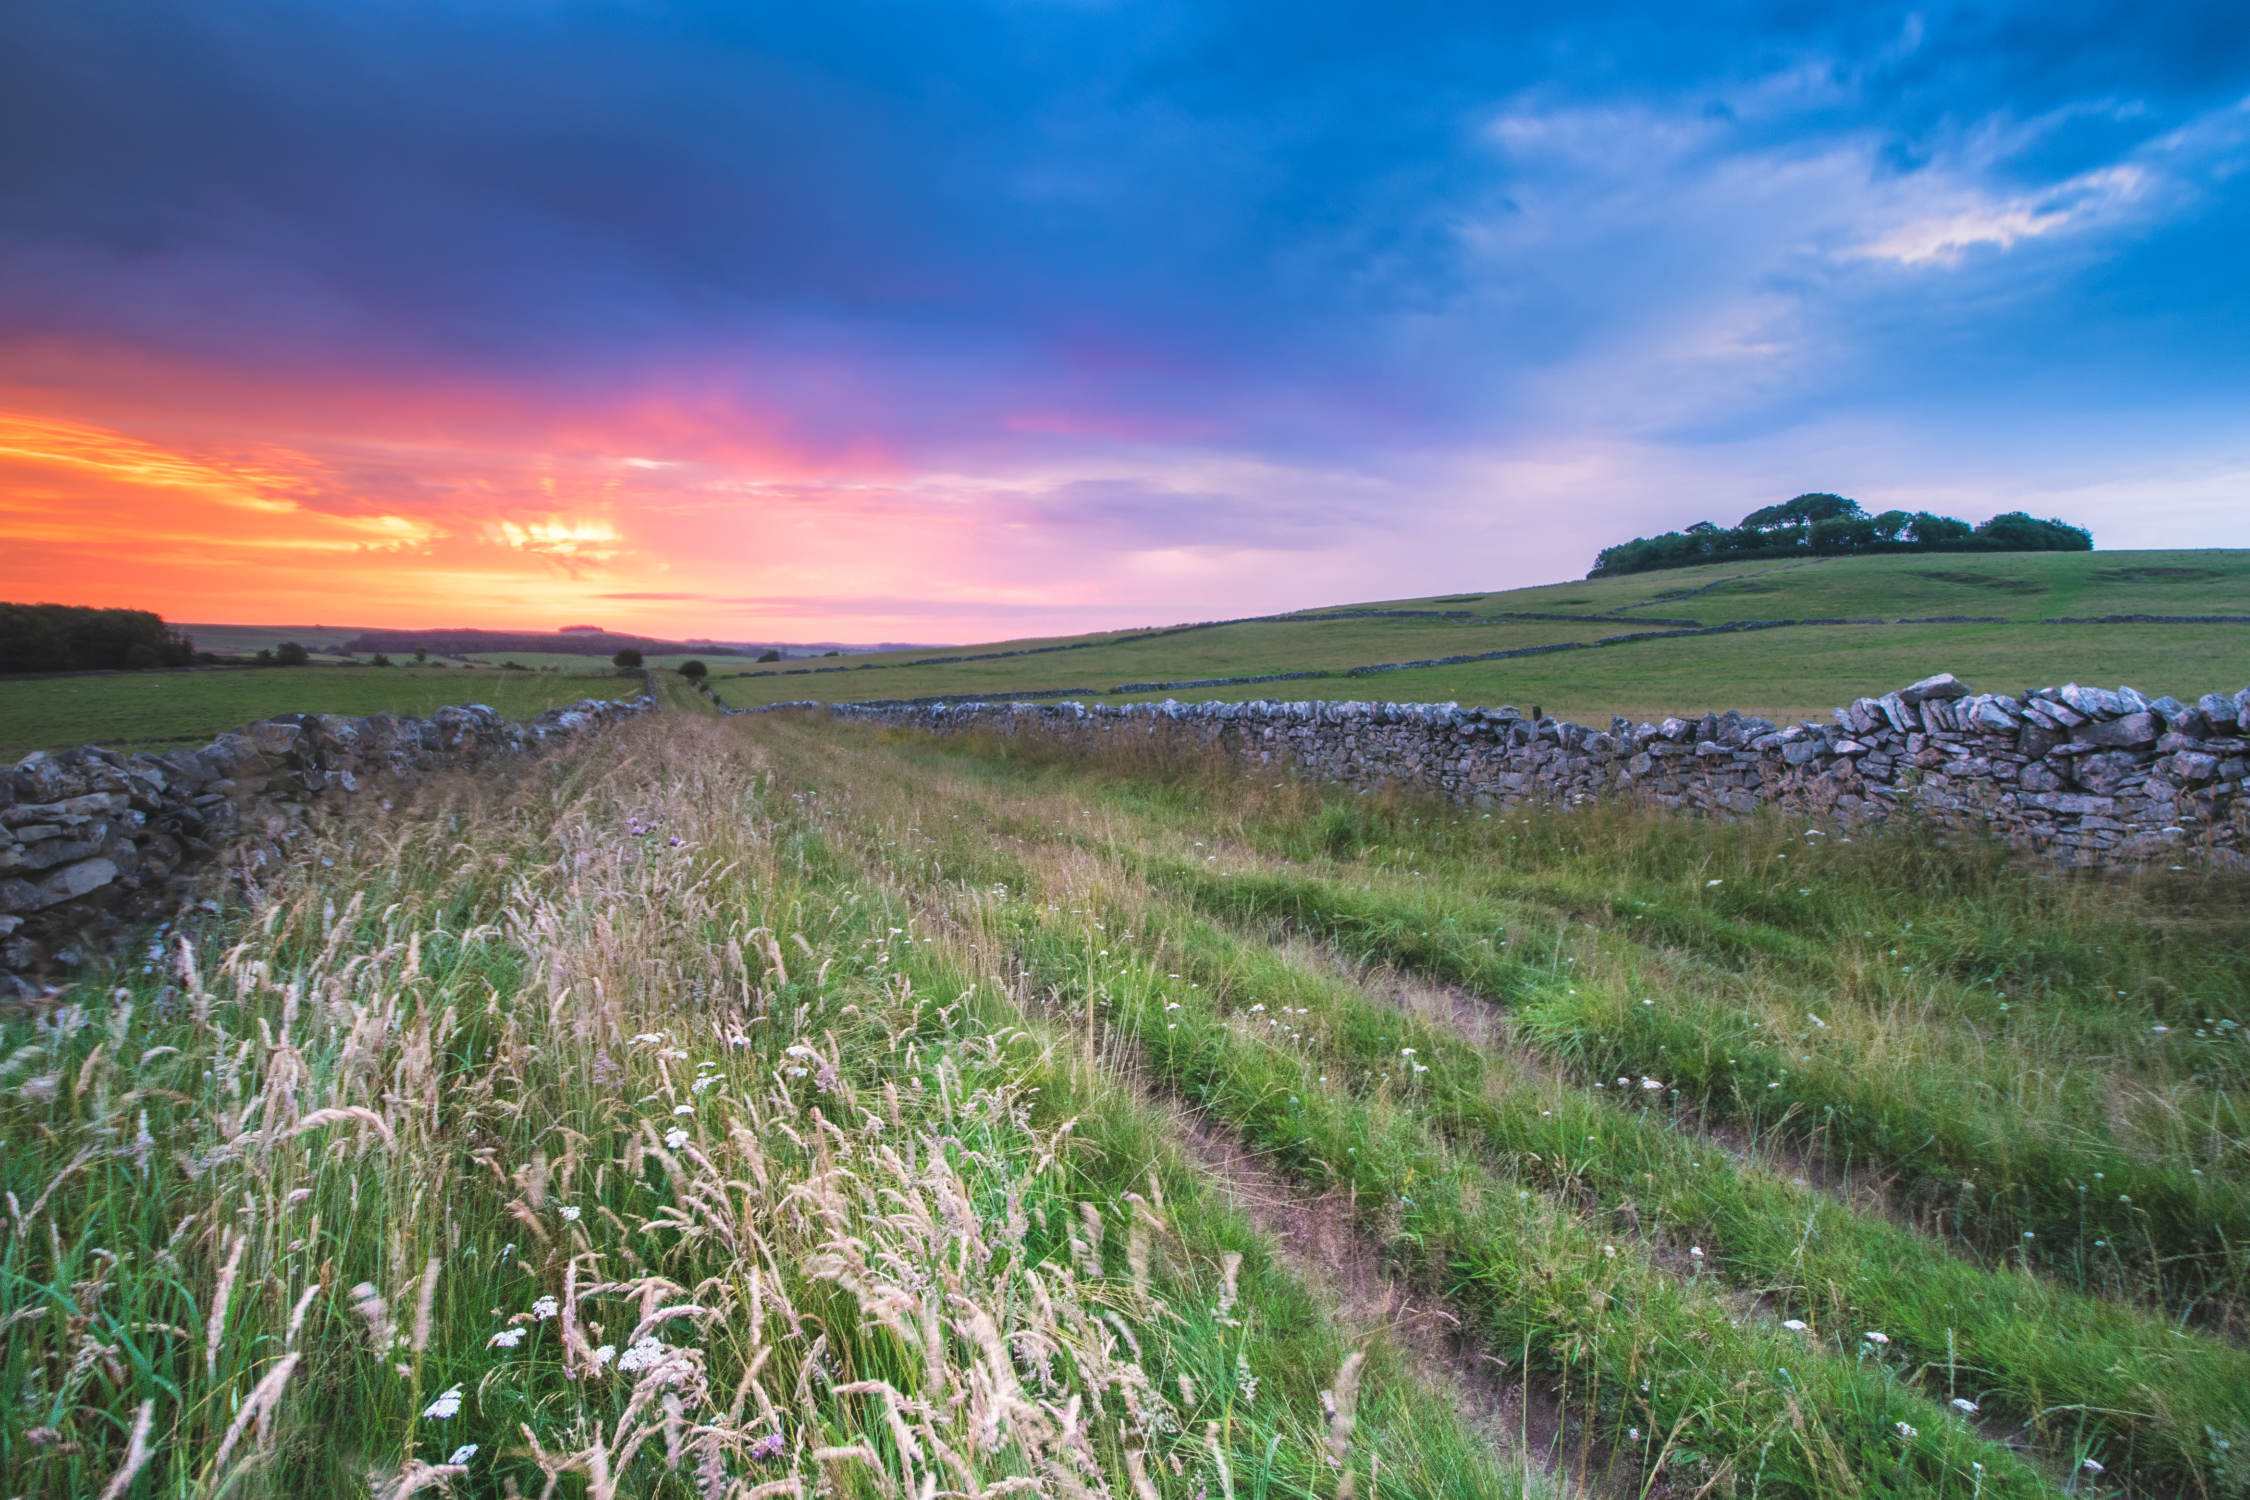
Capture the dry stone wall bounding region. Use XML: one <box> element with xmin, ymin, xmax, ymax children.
<box><xmin>1</xmin><ymin>693</ymin><xmax>655</xmax><ymax>996</ymax></box>
<box><xmin>752</xmin><ymin>674</ymin><xmax>2250</xmax><ymax>869</ymax></box>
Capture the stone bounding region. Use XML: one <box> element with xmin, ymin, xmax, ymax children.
<box><xmin>2071</xmin><ymin>712</ymin><xmax>2159</xmax><ymax>749</ymax></box>
<box><xmin>1900</xmin><ymin>673</ymin><xmax>1968</xmax><ymax>704</ymax></box>
<box><xmin>2058</xmin><ymin>683</ymin><xmax>2127</xmax><ymax>719</ymax></box>
<box><xmin>248</xmin><ymin>721</ymin><xmax>303</xmax><ymax>756</ymax></box>
<box><xmin>18</xmin><ymin>857</ymin><xmax>119</xmax><ymax>912</ymax></box>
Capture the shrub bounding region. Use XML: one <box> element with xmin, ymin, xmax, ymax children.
<box><xmin>273</xmin><ymin>641</ymin><xmax>310</xmax><ymax>667</ymax></box>
<box><xmin>612</xmin><ymin>648</ymin><xmax>645</xmax><ymax>670</ymax></box>
<box><xmin>678</xmin><ymin>659</ymin><xmax>708</xmax><ymax>682</ymax></box>
<box><xmin>758</xmin><ymin>648</ymin><xmax>783</xmax><ymax>663</ymax></box>
<box><xmin>370</xmin><ymin>653</ymin><xmax>393</xmax><ymax>667</ymax></box>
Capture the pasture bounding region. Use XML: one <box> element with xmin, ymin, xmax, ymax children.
<box><xmin>6</xmin><ymin>708</ymin><xmax>2246</xmax><ymax>1498</ymax></box>
<box><xmin>0</xmin><ymin>664</ymin><xmax>631</xmax><ymax>757</ymax></box>
<box><xmin>713</xmin><ymin>549</ymin><xmax>2250</xmax><ymax>721</ymax></box>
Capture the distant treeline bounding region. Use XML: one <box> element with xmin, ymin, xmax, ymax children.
<box><xmin>1588</xmin><ymin>494</ymin><xmax>2093</xmax><ymax>579</ymax></box>
<box><xmin>0</xmin><ymin>603</ymin><xmax>197</xmax><ymax>674</ymax></box>
<box><xmin>337</xmin><ymin>627</ymin><xmax>751</xmax><ymax>658</ymax></box>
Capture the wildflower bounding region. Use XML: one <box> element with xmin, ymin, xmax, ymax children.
<box><xmin>672</xmin><ymin>1104</ymin><xmax>693</xmax><ymax>1116</ymax></box>
<box><xmin>448</xmin><ymin>1444</ymin><xmax>478</xmax><ymax>1465</ymax></box>
<box><xmin>530</xmin><ymin>1296</ymin><xmax>559</xmax><ymax>1322</ymax></box>
<box><xmin>559</xmin><ymin>1206</ymin><xmax>582</xmax><ymax>1223</ymax></box>
<box><xmin>592</xmin><ymin>1344</ymin><xmax>617</xmax><ymax>1367</ymax></box>
<box><xmin>1639</xmin><ymin>1076</ymin><xmax>1663</xmax><ymax>1091</ymax></box>
<box><xmin>750</xmin><ymin>1432</ymin><xmax>785</xmax><ymax>1461</ymax></box>
<box><xmin>1951</xmin><ymin>1398</ymin><xmax>1979</xmax><ymax>1415</ymax></box>
<box><xmin>616</xmin><ymin>1336</ymin><xmax>672</xmax><ymax>1374</ymax></box>
<box><xmin>2081</xmin><ymin>1458</ymin><xmax>2105</xmax><ymax>1474</ymax></box>
<box><xmin>1705</xmin><ymin>879</ymin><xmax>1722</xmax><ymax>887</ymax></box>
<box><xmin>665</xmin><ymin>1127</ymin><xmax>690</xmax><ymax>1149</ymax></box>
<box><xmin>423</xmin><ymin>1385</ymin><xmax>464</xmax><ymax>1420</ymax></box>
<box><xmin>488</xmin><ymin>1328</ymin><xmax>526</xmax><ymax>1348</ymax></box>
<box><xmin>1688</xmin><ymin>1246</ymin><xmax>1703</xmax><ymax>1260</ymax></box>
<box><xmin>1895</xmin><ymin>1422</ymin><xmax>1918</xmax><ymax>1440</ymax></box>
<box><xmin>1399</xmin><ymin>1047</ymin><xmax>1415</xmax><ymax>1057</ymax></box>
<box><xmin>1863</xmin><ymin>1330</ymin><xmax>1889</xmax><ymax>1345</ymax></box>
<box><xmin>1781</xmin><ymin>1319</ymin><xmax>1807</xmax><ymax>1332</ymax></box>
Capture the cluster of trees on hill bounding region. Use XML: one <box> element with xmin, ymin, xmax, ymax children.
<box><xmin>1587</xmin><ymin>494</ymin><xmax>2094</xmax><ymax>578</ymax></box>
<box><xmin>0</xmin><ymin>604</ymin><xmax>199</xmax><ymax>674</ymax></box>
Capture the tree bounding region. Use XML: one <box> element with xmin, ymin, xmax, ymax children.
<box><xmin>1907</xmin><ymin>512</ymin><xmax>1974</xmax><ymax>546</ymax></box>
<box><xmin>371</xmin><ymin>654</ymin><xmax>394</xmax><ymax>667</ymax></box>
<box><xmin>413</xmin><ymin>648</ymin><xmax>428</xmax><ymax>664</ymax></box>
<box><xmin>613</xmin><ymin>648</ymin><xmax>645</xmax><ymax>670</ymax></box>
<box><xmin>1740</xmin><ymin>493</ymin><xmax>1862</xmax><ymax>534</ymax></box>
<box><xmin>1973</xmin><ymin>512</ymin><xmax>2094</xmax><ymax>552</ymax></box>
<box><xmin>678</xmin><ymin>659</ymin><xmax>708</xmax><ymax>682</ymax></box>
<box><xmin>273</xmin><ymin>641</ymin><xmax>310</xmax><ymax>666</ymax></box>
<box><xmin>757</xmin><ymin>648</ymin><xmax>783</xmax><ymax>663</ymax></box>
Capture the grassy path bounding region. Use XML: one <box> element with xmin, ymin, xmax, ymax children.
<box><xmin>744</xmin><ymin>714</ymin><xmax>2250</xmax><ymax>1496</ymax></box>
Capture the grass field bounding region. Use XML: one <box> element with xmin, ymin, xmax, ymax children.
<box><xmin>176</xmin><ymin>622</ymin><xmax>372</xmax><ymax>661</ymax></box>
<box><xmin>0</xmin><ymin>665</ymin><xmax>636</xmax><ymax>757</ymax></box>
<box><xmin>713</xmin><ymin>549</ymin><xmax>2250</xmax><ymax>720</ymax></box>
<box><xmin>10</xmin><ymin>708</ymin><xmax>2247</xmax><ymax>1498</ymax></box>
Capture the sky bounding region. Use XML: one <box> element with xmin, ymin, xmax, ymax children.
<box><xmin>2</xmin><ymin>2</ymin><xmax>2247</xmax><ymax>644</ymax></box>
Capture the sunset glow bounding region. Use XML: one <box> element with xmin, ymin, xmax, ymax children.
<box><xmin>4</xmin><ymin>6</ymin><xmax>2246</xmax><ymax>641</ymax></box>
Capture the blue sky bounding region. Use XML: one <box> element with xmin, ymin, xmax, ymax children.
<box><xmin>2</xmin><ymin>1</ymin><xmax>2245</xmax><ymax>636</ymax></box>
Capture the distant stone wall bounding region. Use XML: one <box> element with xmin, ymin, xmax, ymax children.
<box><xmin>749</xmin><ymin>675</ymin><xmax>2250</xmax><ymax>869</ymax></box>
<box><xmin>1</xmin><ymin>694</ymin><xmax>655</xmax><ymax>996</ymax></box>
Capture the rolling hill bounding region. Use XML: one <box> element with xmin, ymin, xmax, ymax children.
<box><xmin>712</xmin><ymin>548</ymin><xmax>2250</xmax><ymax>722</ymax></box>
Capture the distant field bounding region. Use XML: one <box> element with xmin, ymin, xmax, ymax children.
<box><xmin>717</xmin><ymin>617</ymin><xmax>1608</xmax><ymax>705</ymax></box>
<box><xmin>177</xmin><ymin>622</ymin><xmax>369</xmax><ymax>661</ymax></box>
<box><xmin>715</xmin><ymin>549</ymin><xmax>2250</xmax><ymax>718</ymax></box>
<box><xmin>461</xmin><ymin>649</ymin><xmax>770</xmax><ymax>671</ymax></box>
<box><xmin>0</xmin><ymin>665</ymin><xmax>630</xmax><ymax>758</ymax></box>
<box><xmin>1104</xmin><ymin>621</ymin><xmax>2250</xmax><ymax>722</ymax></box>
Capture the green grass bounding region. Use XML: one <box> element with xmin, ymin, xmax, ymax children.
<box><xmin>1100</xmin><ymin>620</ymin><xmax>2250</xmax><ymax>721</ymax></box>
<box><xmin>2</xmin><ymin>717</ymin><xmax>1555</xmax><ymax>1500</ymax></box>
<box><xmin>0</xmin><ymin>664</ymin><xmax>635</xmax><ymax>757</ymax></box>
<box><xmin>729</xmin><ymin>712</ymin><xmax>2250</xmax><ymax>1492</ymax></box>
<box><xmin>17</xmin><ymin>694</ymin><xmax>2250</xmax><ymax>1497</ymax></box>
<box><xmin>696</xmin><ymin>549</ymin><xmax>2250</xmax><ymax>721</ymax></box>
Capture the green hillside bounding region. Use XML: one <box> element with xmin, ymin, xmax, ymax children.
<box><xmin>715</xmin><ymin>548</ymin><xmax>2250</xmax><ymax>722</ymax></box>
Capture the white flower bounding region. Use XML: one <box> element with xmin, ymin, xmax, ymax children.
<box><xmin>488</xmin><ymin>1327</ymin><xmax>526</xmax><ymax>1348</ymax></box>
<box><xmin>1862</xmin><ymin>1330</ymin><xmax>1889</xmax><ymax>1345</ymax></box>
<box><xmin>559</xmin><ymin>1206</ymin><xmax>582</xmax><ymax>1223</ymax></box>
<box><xmin>1895</xmin><ymin>1421</ymin><xmax>1918</xmax><ymax>1440</ymax></box>
<box><xmin>616</xmin><ymin>1336</ymin><xmax>672</xmax><ymax>1374</ymax></box>
<box><xmin>2081</xmin><ymin>1458</ymin><xmax>2105</xmax><ymax>1474</ymax></box>
<box><xmin>1705</xmin><ymin>879</ymin><xmax>1723</xmax><ymax>887</ymax></box>
<box><xmin>1640</xmin><ymin>1077</ymin><xmax>1663</xmax><ymax>1091</ymax></box>
<box><xmin>1781</xmin><ymin>1319</ymin><xmax>1808</xmax><ymax>1332</ymax></box>
<box><xmin>1688</xmin><ymin>1246</ymin><xmax>1703</xmax><ymax>1259</ymax></box>
<box><xmin>673</xmin><ymin>1104</ymin><xmax>694</xmax><ymax>1116</ymax></box>
<box><xmin>592</xmin><ymin>1344</ymin><xmax>617</xmax><ymax>1367</ymax></box>
<box><xmin>1399</xmin><ymin>1047</ymin><xmax>1415</xmax><ymax>1057</ymax></box>
<box><xmin>1951</xmin><ymin>1398</ymin><xmax>1979</xmax><ymax>1415</ymax></box>
<box><xmin>423</xmin><ymin>1385</ymin><xmax>464</xmax><ymax>1420</ymax></box>
<box><xmin>665</xmin><ymin>1128</ymin><xmax>690</xmax><ymax>1149</ymax></box>
<box><xmin>531</xmin><ymin>1295</ymin><xmax>559</xmax><ymax>1322</ymax></box>
<box><xmin>447</xmin><ymin>1444</ymin><xmax>479</xmax><ymax>1465</ymax></box>
<box><xmin>630</xmin><ymin>1032</ymin><xmax>664</xmax><ymax>1045</ymax></box>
